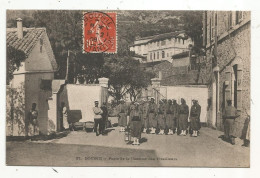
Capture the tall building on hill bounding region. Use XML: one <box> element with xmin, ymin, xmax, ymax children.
<box><xmin>130</xmin><ymin>31</ymin><xmax>194</xmax><ymax>63</ymax></box>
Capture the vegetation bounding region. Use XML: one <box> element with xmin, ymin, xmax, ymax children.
<box><xmin>7</xmin><ymin>10</ymin><xmax>203</xmax><ymax>101</ymax></box>
<box><xmin>6</xmin><ymin>46</ymin><xmax>26</xmax><ymax>85</ymax></box>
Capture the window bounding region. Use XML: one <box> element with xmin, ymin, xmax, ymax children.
<box><xmin>236</xmin><ymin>11</ymin><xmax>243</xmax><ymax>25</ymax></box>
<box><xmin>203</xmin><ymin>11</ymin><xmax>207</xmax><ymax>47</ymax></box>
<box><xmin>232</xmin><ymin>65</ymin><xmax>238</xmax><ymax>108</ymax></box>
<box><xmin>162</xmin><ymin>51</ymin><xmax>165</xmax><ymax>58</ymax></box>
<box><xmin>40</xmin><ymin>79</ymin><xmax>52</xmax><ymax>91</ymax></box>
<box><xmin>211</xmin><ymin>12</ymin><xmax>215</xmax><ymax>41</ymax></box>
<box><xmin>157</xmin><ymin>52</ymin><xmax>159</xmax><ymax>59</ymax></box>
<box><xmin>167</xmin><ymin>53</ymin><xmax>169</xmax><ymax>57</ymax></box>
<box><xmin>150</xmin><ymin>53</ymin><xmax>152</xmax><ymax>60</ymax></box>
<box><xmin>228</xmin><ymin>11</ymin><xmax>233</xmax><ymax>29</ymax></box>
<box><xmin>154</xmin><ymin>52</ymin><xmax>156</xmax><ymax>60</ymax></box>
<box><xmin>157</xmin><ymin>41</ymin><xmax>159</xmax><ymax>46</ymax></box>
<box><xmin>226</xmin><ymin>63</ymin><xmax>242</xmax><ymax>110</ymax></box>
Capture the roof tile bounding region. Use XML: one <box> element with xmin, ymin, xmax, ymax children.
<box><xmin>6</xmin><ymin>28</ymin><xmax>45</xmax><ymax>57</ymax></box>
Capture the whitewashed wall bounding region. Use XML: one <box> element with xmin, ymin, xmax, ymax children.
<box><xmin>25</xmin><ymin>73</ymin><xmax>54</xmax><ymax>134</ymax></box>
<box><xmin>65</xmin><ymin>84</ymin><xmax>102</xmax><ymax>123</ymax></box>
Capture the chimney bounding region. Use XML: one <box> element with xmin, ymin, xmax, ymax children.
<box><xmin>16</xmin><ymin>18</ymin><xmax>23</xmax><ymax>39</ymax></box>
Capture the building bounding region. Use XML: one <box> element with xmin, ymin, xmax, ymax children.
<box><xmin>6</xmin><ymin>18</ymin><xmax>58</xmax><ymax>136</ymax></box>
<box><xmin>130</xmin><ymin>31</ymin><xmax>194</xmax><ymax>63</ymax></box>
<box><xmin>201</xmin><ymin>11</ymin><xmax>250</xmax><ymax>137</ymax></box>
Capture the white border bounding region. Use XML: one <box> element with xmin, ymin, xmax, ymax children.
<box><xmin>1</xmin><ymin>0</ymin><xmax>260</xmax><ymax>178</ymax></box>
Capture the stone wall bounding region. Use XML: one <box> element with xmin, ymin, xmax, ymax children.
<box><xmin>201</xmin><ymin>11</ymin><xmax>251</xmax><ymax>137</ymax></box>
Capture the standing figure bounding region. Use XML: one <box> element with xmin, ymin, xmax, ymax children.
<box><xmin>157</xmin><ymin>100</ymin><xmax>166</xmax><ymax>135</ymax></box>
<box><xmin>130</xmin><ymin>102</ymin><xmax>142</xmax><ymax>145</ymax></box>
<box><xmin>28</xmin><ymin>103</ymin><xmax>39</xmax><ymax>136</ymax></box>
<box><xmin>128</xmin><ymin>101</ymin><xmax>135</xmax><ymax>126</ymax></box>
<box><xmin>178</xmin><ymin>98</ymin><xmax>189</xmax><ymax>136</ymax></box>
<box><xmin>61</xmin><ymin>102</ymin><xmax>70</xmax><ymax>130</ymax></box>
<box><xmin>93</xmin><ymin>100</ymin><xmax>103</xmax><ymax>136</ymax></box>
<box><xmin>172</xmin><ymin>99</ymin><xmax>179</xmax><ymax>134</ymax></box>
<box><xmin>117</xmin><ymin>99</ymin><xmax>128</xmax><ymax>132</ymax></box>
<box><xmin>222</xmin><ymin>99</ymin><xmax>240</xmax><ymax>145</ymax></box>
<box><xmin>190</xmin><ymin>99</ymin><xmax>201</xmax><ymax>137</ymax></box>
<box><xmin>165</xmin><ymin>99</ymin><xmax>174</xmax><ymax>135</ymax></box>
<box><xmin>101</xmin><ymin>102</ymin><xmax>108</xmax><ymax>135</ymax></box>
<box><xmin>140</xmin><ymin>99</ymin><xmax>149</xmax><ymax>133</ymax></box>
<box><xmin>147</xmin><ymin>98</ymin><xmax>158</xmax><ymax>134</ymax></box>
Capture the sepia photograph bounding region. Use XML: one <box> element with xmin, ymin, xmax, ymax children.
<box><xmin>5</xmin><ymin>9</ymin><xmax>250</xmax><ymax>167</ymax></box>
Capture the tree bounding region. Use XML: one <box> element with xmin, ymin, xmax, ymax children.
<box><xmin>128</xmin><ymin>66</ymin><xmax>154</xmax><ymax>101</ymax></box>
<box><xmin>102</xmin><ymin>56</ymin><xmax>155</xmax><ymax>102</ymax></box>
<box><xmin>182</xmin><ymin>11</ymin><xmax>203</xmax><ymax>47</ymax></box>
<box><xmin>6</xmin><ymin>46</ymin><xmax>26</xmax><ymax>85</ymax></box>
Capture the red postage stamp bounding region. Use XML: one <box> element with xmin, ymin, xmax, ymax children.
<box><xmin>83</xmin><ymin>11</ymin><xmax>117</xmax><ymax>53</ymax></box>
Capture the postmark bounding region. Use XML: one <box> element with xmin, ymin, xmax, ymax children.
<box><xmin>83</xmin><ymin>11</ymin><xmax>117</xmax><ymax>53</ymax></box>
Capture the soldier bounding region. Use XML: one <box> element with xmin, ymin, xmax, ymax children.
<box><xmin>93</xmin><ymin>100</ymin><xmax>103</xmax><ymax>136</ymax></box>
<box><xmin>222</xmin><ymin>99</ymin><xmax>240</xmax><ymax>145</ymax></box>
<box><xmin>128</xmin><ymin>101</ymin><xmax>135</xmax><ymax>126</ymax></box>
<box><xmin>28</xmin><ymin>103</ymin><xmax>39</xmax><ymax>136</ymax></box>
<box><xmin>190</xmin><ymin>99</ymin><xmax>201</xmax><ymax>137</ymax></box>
<box><xmin>147</xmin><ymin>97</ymin><xmax>157</xmax><ymax>134</ymax></box>
<box><xmin>130</xmin><ymin>102</ymin><xmax>142</xmax><ymax>145</ymax></box>
<box><xmin>117</xmin><ymin>99</ymin><xmax>128</xmax><ymax>132</ymax></box>
<box><xmin>100</xmin><ymin>102</ymin><xmax>108</xmax><ymax>135</ymax></box>
<box><xmin>61</xmin><ymin>102</ymin><xmax>69</xmax><ymax>130</ymax></box>
<box><xmin>157</xmin><ymin>100</ymin><xmax>166</xmax><ymax>135</ymax></box>
<box><xmin>172</xmin><ymin>99</ymin><xmax>179</xmax><ymax>134</ymax></box>
<box><xmin>179</xmin><ymin>98</ymin><xmax>189</xmax><ymax>136</ymax></box>
<box><xmin>165</xmin><ymin>99</ymin><xmax>174</xmax><ymax>135</ymax></box>
<box><xmin>140</xmin><ymin>99</ymin><xmax>149</xmax><ymax>133</ymax></box>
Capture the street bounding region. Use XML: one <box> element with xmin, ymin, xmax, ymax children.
<box><xmin>6</xmin><ymin>126</ymin><xmax>249</xmax><ymax>167</ymax></box>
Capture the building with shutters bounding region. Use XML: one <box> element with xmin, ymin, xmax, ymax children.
<box><xmin>130</xmin><ymin>31</ymin><xmax>193</xmax><ymax>63</ymax></box>
<box><xmin>201</xmin><ymin>11</ymin><xmax>250</xmax><ymax>137</ymax></box>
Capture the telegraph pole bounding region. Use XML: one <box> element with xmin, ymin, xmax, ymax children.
<box><xmin>65</xmin><ymin>50</ymin><xmax>70</xmax><ymax>82</ymax></box>
<box><xmin>214</xmin><ymin>11</ymin><xmax>219</xmax><ymax>128</ymax></box>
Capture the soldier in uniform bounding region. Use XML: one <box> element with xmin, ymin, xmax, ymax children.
<box><xmin>130</xmin><ymin>102</ymin><xmax>142</xmax><ymax>145</ymax></box>
<box><xmin>93</xmin><ymin>101</ymin><xmax>103</xmax><ymax>136</ymax></box>
<box><xmin>147</xmin><ymin>98</ymin><xmax>157</xmax><ymax>134</ymax></box>
<box><xmin>157</xmin><ymin>100</ymin><xmax>166</xmax><ymax>135</ymax></box>
<box><xmin>28</xmin><ymin>103</ymin><xmax>39</xmax><ymax>136</ymax></box>
<box><xmin>100</xmin><ymin>102</ymin><xmax>108</xmax><ymax>135</ymax></box>
<box><xmin>128</xmin><ymin>101</ymin><xmax>135</xmax><ymax>126</ymax></box>
<box><xmin>222</xmin><ymin>99</ymin><xmax>240</xmax><ymax>145</ymax></box>
<box><xmin>165</xmin><ymin>99</ymin><xmax>174</xmax><ymax>135</ymax></box>
<box><xmin>140</xmin><ymin>99</ymin><xmax>149</xmax><ymax>133</ymax></box>
<box><xmin>61</xmin><ymin>102</ymin><xmax>69</xmax><ymax>130</ymax></box>
<box><xmin>172</xmin><ymin>99</ymin><xmax>179</xmax><ymax>134</ymax></box>
<box><xmin>190</xmin><ymin>99</ymin><xmax>201</xmax><ymax>137</ymax></box>
<box><xmin>179</xmin><ymin>98</ymin><xmax>189</xmax><ymax>136</ymax></box>
<box><xmin>117</xmin><ymin>99</ymin><xmax>128</xmax><ymax>132</ymax></box>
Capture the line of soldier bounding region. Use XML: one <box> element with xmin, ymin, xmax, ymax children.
<box><xmin>117</xmin><ymin>97</ymin><xmax>201</xmax><ymax>141</ymax></box>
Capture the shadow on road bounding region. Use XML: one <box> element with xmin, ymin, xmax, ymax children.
<box><xmin>6</xmin><ymin>141</ymin><xmax>161</xmax><ymax>166</ymax></box>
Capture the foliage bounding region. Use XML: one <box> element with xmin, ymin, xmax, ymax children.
<box><xmin>102</xmin><ymin>56</ymin><xmax>155</xmax><ymax>102</ymax></box>
<box><xmin>182</xmin><ymin>11</ymin><xmax>203</xmax><ymax>47</ymax></box>
<box><xmin>7</xmin><ymin>10</ymin><xmax>203</xmax><ymax>83</ymax></box>
<box><xmin>6</xmin><ymin>46</ymin><xmax>26</xmax><ymax>85</ymax></box>
<box><xmin>6</xmin><ymin>83</ymin><xmax>25</xmax><ymax>136</ymax></box>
